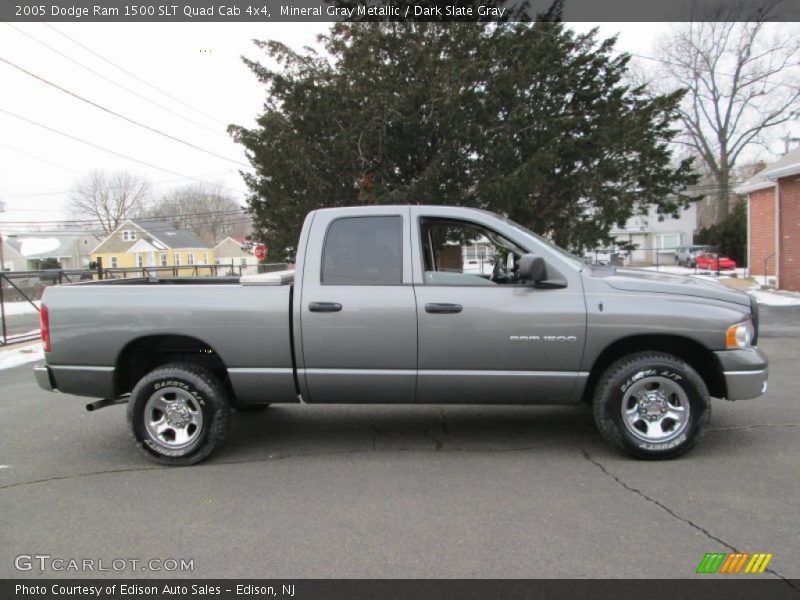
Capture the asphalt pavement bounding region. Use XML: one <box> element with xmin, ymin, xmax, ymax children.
<box><xmin>0</xmin><ymin>306</ymin><xmax>798</xmax><ymax>580</ymax></box>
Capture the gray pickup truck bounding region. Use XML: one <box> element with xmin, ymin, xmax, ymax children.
<box><xmin>34</xmin><ymin>205</ymin><xmax>767</xmax><ymax>464</ymax></box>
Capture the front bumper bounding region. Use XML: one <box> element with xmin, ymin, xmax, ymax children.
<box><xmin>33</xmin><ymin>363</ymin><xmax>55</xmax><ymax>392</ymax></box>
<box><xmin>714</xmin><ymin>347</ymin><xmax>769</xmax><ymax>400</ymax></box>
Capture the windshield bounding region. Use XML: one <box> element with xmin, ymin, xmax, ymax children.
<box><xmin>499</xmin><ymin>216</ymin><xmax>585</xmax><ymax>270</ymax></box>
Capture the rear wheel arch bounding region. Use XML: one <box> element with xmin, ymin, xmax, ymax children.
<box><xmin>583</xmin><ymin>335</ymin><xmax>726</xmax><ymax>403</ymax></box>
<box><xmin>114</xmin><ymin>335</ymin><xmax>233</xmax><ymax>400</ymax></box>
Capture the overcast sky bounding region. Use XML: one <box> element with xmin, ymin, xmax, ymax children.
<box><xmin>0</xmin><ymin>22</ymin><xmax>687</xmax><ymax>231</ymax></box>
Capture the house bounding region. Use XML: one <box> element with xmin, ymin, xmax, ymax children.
<box><xmin>609</xmin><ymin>203</ymin><xmax>697</xmax><ymax>265</ymax></box>
<box><xmin>2</xmin><ymin>233</ymin><xmax>98</xmax><ymax>271</ymax></box>
<box><xmin>91</xmin><ymin>219</ymin><xmax>214</xmax><ymax>272</ymax></box>
<box><xmin>736</xmin><ymin>146</ymin><xmax>800</xmax><ymax>291</ymax></box>
<box><xmin>214</xmin><ymin>237</ymin><xmax>258</xmax><ymax>268</ymax></box>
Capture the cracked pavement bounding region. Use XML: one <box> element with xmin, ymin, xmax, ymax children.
<box><xmin>0</xmin><ymin>305</ymin><xmax>798</xmax><ymax>580</ymax></box>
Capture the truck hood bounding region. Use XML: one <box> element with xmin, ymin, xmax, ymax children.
<box><xmin>589</xmin><ymin>266</ymin><xmax>752</xmax><ymax>308</ymax></box>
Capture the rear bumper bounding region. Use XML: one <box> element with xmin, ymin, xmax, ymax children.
<box><xmin>33</xmin><ymin>363</ymin><xmax>115</xmax><ymax>397</ymax></box>
<box><xmin>714</xmin><ymin>347</ymin><xmax>769</xmax><ymax>400</ymax></box>
<box><xmin>33</xmin><ymin>363</ymin><xmax>55</xmax><ymax>392</ymax></box>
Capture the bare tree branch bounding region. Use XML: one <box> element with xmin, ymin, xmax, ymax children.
<box><xmin>69</xmin><ymin>170</ymin><xmax>150</xmax><ymax>236</ymax></box>
<box><xmin>146</xmin><ymin>183</ymin><xmax>250</xmax><ymax>245</ymax></box>
<box><xmin>648</xmin><ymin>3</ymin><xmax>800</xmax><ymax>222</ymax></box>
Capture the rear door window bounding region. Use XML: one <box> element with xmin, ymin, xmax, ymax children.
<box><xmin>322</xmin><ymin>216</ymin><xmax>403</xmax><ymax>285</ymax></box>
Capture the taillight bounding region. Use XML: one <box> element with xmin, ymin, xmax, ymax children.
<box><xmin>40</xmin><ymin>305</ymin><xmax>50</xmax><ymax>352</ymax></box>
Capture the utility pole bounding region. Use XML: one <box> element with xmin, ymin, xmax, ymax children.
<box><xmin>0</xmin><ymin>199</ymin><xmax>7</xmax><ymax>344</ymax></box>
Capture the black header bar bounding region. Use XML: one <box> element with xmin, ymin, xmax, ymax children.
<box><xmin>3</xmin><ymin>0</ymin><xmax>800</xmax><ymax>22</ymax></box>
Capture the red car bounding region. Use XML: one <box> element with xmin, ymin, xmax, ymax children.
<box><xmin>695</xmin><ymin>252</ymin><xmax>736</xmax><ymax>270</ymax></box>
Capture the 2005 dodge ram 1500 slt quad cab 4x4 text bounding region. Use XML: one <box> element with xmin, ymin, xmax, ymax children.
<box><xmin>34</xmin><ymin>206</ymin><xmax>768</xmax><ymax>464</ymax></box>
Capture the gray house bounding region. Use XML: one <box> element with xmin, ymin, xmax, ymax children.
<box><xmin>214</xmin><ymin>237</ymin><xmax>257</xmax><ymax>267</ymax></box>
<box><xmin>2</xmin><ymin>233</ymin><xmax>98</xmax><ymax>271</ymax></box>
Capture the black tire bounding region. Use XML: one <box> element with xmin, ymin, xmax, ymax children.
<box><xmin>127</xmin><ymin>363</ymin><xmax>231</xmax><ymax>466</ymax></box>
<box><xmin>233</xmin><ymin>403</ymin><xmax>271</xmax><ymax>412</ymax></box>
<box><xmin>593</xmin><ymin>352</ymin><xmax>711</xmax><ymax>459</ymax></box>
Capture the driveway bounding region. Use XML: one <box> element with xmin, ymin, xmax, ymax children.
<box><xmin>0</xmin><ymin>306</ymin><xmax>798</xmax><ymax>580</ymax></box>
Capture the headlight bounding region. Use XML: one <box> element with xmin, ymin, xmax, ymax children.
<box><xmin>726</xmin><ymin>321</ymin><xmax>754</xmax><ymax>349</ymax></box>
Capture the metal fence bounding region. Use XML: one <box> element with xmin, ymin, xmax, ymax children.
<box><xmin>0</xmin><ymin>263</ymin><xmax>289</xmax><ymax>346</ymax></box>
<box><xmin>583</xmin><ymin>245</ymin><xmax>735</xmax><ymax>272</ymax></box>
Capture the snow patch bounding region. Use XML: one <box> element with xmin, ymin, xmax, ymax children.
<box><xmin>641</xmin><ymin>265</ymin><xmax>745</xmax><ymax>278</ymax></box>
<box><xmin>19</xmin><ymin>237</ymin><xmax>60</xmax><ymax>257</ymax></box>
<box><xmin>0</xmin><ymin>343</ymin><xmax>44</xmax><ymax>370</ymax></box>
<box><xmin>748</xmin><ymin>290</ymin><xmax>800</xmax><ymax>307</ymax></box>
<box><xmin>1</xmin><ymin>301</ymin><xmax>41</xmax><ymax>316</ymax></box>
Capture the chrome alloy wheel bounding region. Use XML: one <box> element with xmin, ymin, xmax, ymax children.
<box><xmin>144</xmin><ymin>387</ymin><xmax>204</xmax><ymax>450</ymax></box>
<box><xmin>621</xmin><ymin>376</ymin><xmax>691</xmax><ymax>443</ymax></box>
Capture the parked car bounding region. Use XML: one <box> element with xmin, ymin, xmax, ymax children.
<box><xmin>34</xmin><ymin>205</ymin><xmax>766</xmax><ymax>465</ymax></box>
<box><xmin>583</xmin><ymin>248</ymin><xmax>628</xmax><ymax>266</ymax></box>
<box><xmin>696</xmin><ymin>252</ymin><xmax>737</xmax><ymax>271</ymax></box>
<box><xmin>675</xmin><ymin>245</ymin><xmax>712</xmax><ymax>267</ymax></box>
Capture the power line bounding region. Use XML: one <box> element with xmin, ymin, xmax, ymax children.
<box><xmin>0</xmin><ymin>218</ymin><xmax>256</xmax><ymax>236</ymax></box>
<box><xmin>0</xmin><ymin>214</ymin><xmax>255</xmax><ymax>229</ymax></box>
<box><xmin>0</xmin><ymin>142</ymin><xmax>82</xmax><ymax>174</ymax></box>
<box><xmin>0</xmin><ymin>208</ymin><xmax>248</xmax><ymax>225</ymax></box>
<box><xmin>2</xmin><ymin>22</ymin><xmax>229</xmax><ymax>137</ymax></box>
<box><xmin>0</xmin><ymin>169</ymin><xmax>244</xmax><ymax>199</ymax></box>
<box><xmin>0</xmin><ymin>107</ymin><xmax>196</xmax><ymax>179</ymax></box>
<box><xmin>0</xmin><ymin>56</ymin><xmax>250</xmax><ymax>168</ymax></box>
<box><xmin>45</xmin><ymin>23</ymin><xmax>228</xmax><ymax>128</ymax></box>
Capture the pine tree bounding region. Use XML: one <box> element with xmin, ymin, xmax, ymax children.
<box><xmin>230</xmin><ymin>20</ymin><xmax>698</xmax><ymax>259</ymax></box>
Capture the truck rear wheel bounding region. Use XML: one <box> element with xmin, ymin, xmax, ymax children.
<box><xmin>128</xmin><ymin>363</ymin><xmax>231</xmax><ymax>466</ymax></box>
<box><xmin>592</xmin><ymin>352</ymin><xmax>711</xmax><ymax>459</ymax></box>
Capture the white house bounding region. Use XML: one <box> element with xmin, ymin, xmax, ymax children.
<box><xmin>609</xmin><ymin>203</ymin><xmax>697</xmax><ymax>265</ymax></box>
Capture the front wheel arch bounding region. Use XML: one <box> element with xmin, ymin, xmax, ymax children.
<box><xmin>583</xmin><ymin>335</ymin><xmax>725</xmax><ymax>403</ymax></box>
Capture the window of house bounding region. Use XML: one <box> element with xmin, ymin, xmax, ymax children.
<box><xmin>188</xmin><ymin>253</ymin><xmax>195</xmax><ymax>265</ymax></box>
<box><xmin>322</xmin><ymin>216</ymin><xmax>403</xmax><ymax>285</ymax></box>
<box><xmin>136</xmin><ymin>254</ymin><xmax>144</xmax><ymax>267</ymax></box>
<box><xmin>110</xmin><ymin>256</ymin><xmax>118</xmax><ymax>268</ymax></box>
<box><xmin>657</xmin><ymin>233</ymin><xmax>681</xmax><ymax>251</ymax></box>
<box><xmin>202</xmin><ymin>253</ymin><xmax>208</xmax><ymax>264</ymax></box>
<box><xmin>122</xmin><ymin>230</ymin><xmax>136</xmax><ymax>242</ymax></box>
<box><xmin>160</xmin><ymin>253</ymin><xmax>167</xmax><ymax>267</ymax></box>
<box><xmin>174</xmin><ymin>253</ymin><xmax>181</xmax><ymax>266</ymax></box>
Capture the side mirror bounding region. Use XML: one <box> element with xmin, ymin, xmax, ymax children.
<box><xmin>518</xmin><ymin>254</ymin><xmax>547</xmax><ymax>283</ymax></box>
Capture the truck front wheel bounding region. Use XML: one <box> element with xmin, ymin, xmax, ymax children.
<box><xmin>128</xmin><ymin>363</ymin><xmax>231</xmax><ymax>465</ymax></box>
<box><xmin>592</xmin><ymin>352</ymin><xmax>711</xmax><ymax>459</ymax></box>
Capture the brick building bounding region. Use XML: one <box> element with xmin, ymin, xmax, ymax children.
<box><xmin>736</xmin><ymin>147</ymin><xmax>800</xmax><ymax>292</ymax></box>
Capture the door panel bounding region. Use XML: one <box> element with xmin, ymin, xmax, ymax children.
<box><xmin>410</xmin><ymin>208</ymin><xmax>588</xmax><ymax>405</ymax></box>
<box><xmin>301</xmin><ymin>286</ymin><xmax>417</xmax><ymax>403</ymax></box>
<box><xmin>298</xmin><ymin>209</ymin><xmax>417</xmax><ymax>403</ymax></box>
<box><xmin>414</xmin><ymin>286</ymin><xmax>586</xmax><ymax>404</ymax></box>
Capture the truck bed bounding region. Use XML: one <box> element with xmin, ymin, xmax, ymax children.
<box><xmin>41</xmin><ymin>279</ymin><xmax>297</xmax><ymax>404</ymax></box>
